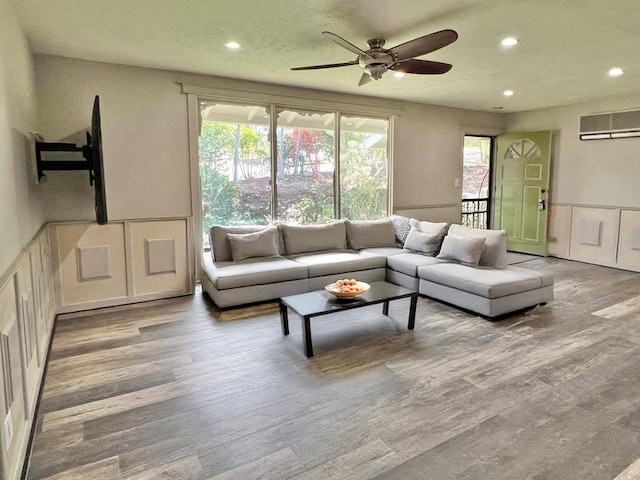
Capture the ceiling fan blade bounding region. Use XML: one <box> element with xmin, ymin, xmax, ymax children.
<box><xmin>322</xmin><ymin>31</ymin><xmax>373</xmax><ymax>59</ymax></box>
<box><xmin>389</xmin><ymin>29</ymin><xmax>458</xmax><ymax>61</ymax></box>
<box><xmin>291</xmin><ymin>60</ymin><xmax>359</xmax><ymax>71</ymax></box>
<box><xmin>358</xmin><ymin>72</ymin><xmax>372</xmax><ymax>86</ymax></box>
<box><xmin>391</xmin><ymin>59</ymin><xmax>453</xmax><ymax>75</ymax></box>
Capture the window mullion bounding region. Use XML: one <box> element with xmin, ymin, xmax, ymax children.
<box><xmin>335</xmin><ymin>111</ymin><xmax>341</xmax><ymax>219</ymax></box>
<box><xmin>269</xmin><ymin>104</ymin><xmax>278</xmax><ymax>223</ymax></box>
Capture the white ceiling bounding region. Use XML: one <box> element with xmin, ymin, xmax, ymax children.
<box><xmin>11</xmin><ymin>0</ymin><xmax>640</xmax><ymax>113</ymax></box>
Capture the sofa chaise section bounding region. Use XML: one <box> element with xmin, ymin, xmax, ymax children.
<box><xmin>418</xmin><ymin>263</ymin><xmax>554</xmax><ymax>317</ymax></box>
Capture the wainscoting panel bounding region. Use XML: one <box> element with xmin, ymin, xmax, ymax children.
<box><xmin>54</xmin><ymin>223</ymin><xmax>128</xmax><ymax>307</ymax></box>
<box><xmin>547</xmin><ymin>204</ymin><xmax>571</xmax><ymax>257</ymax></box>
<box><xmin>128</xmin><ymin>220</ymin><xmax>189</xmax><ymax>297</ymax></box>
<box><xmin>569</xmin><ymin>207</ymin><xmax>619</xmax><ymax>264</ymax></box>
<box><xmin>13</xmin><ymin>257</ymin><xmax>40</xmax><ymax>417</ymax></box>
<box><xmin>39</xmin><ymin>233</ymin><xmax>55</xmax><ymax>331</ymax></box>
<box><xmin>617</xmin><ymin>209</ymin><xmax>640</xmax><ymax>269</ymax></box>
<box><xmin>0</xmin><ymin>281</ymin><xmax>27</xmax><ymax>480</ymax></box>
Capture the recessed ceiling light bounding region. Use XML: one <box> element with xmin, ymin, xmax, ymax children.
<box><xmin>503</xmin><ymin>90</ymin><xmax>514</xmax><ymax>97</ymax></box>
<box><xmin>608</xmin><ymin>67</ymin><xmax>623</xmax><ymax>77</ymax></box>
<box><xmin>492</xmin><ymin>106</ymin><xmax>504</xmax><ymax>110</ymax></box>
<box><xmin>225</xmin><ymin>41</ymin><xmax>240</xmax><ymax>49</ymax></box>
<box><xmin>501</xmin><ymin>37</ymin><xmax>519</xmax><ymax>47</ymax></box>
<box><xmin>393</xmin><ymin>72</ymin><xmax>405</xmax><ymax>78</ymax></box>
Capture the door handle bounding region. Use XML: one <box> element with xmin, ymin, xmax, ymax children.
<box><xmin>538</xmin><ymin>199</ymin><xmax>546</xmax><ymax>210</ymax></box>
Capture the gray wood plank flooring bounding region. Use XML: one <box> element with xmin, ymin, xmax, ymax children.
<box><xmin>26</xmin><ymin>257</ymin><xmax>640</xmax><ymax>479</ymax></box>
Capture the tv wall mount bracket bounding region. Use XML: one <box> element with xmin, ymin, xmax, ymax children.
<box><xmin>35</xmin><ymin>132</ymin><xmax>97</xmax><ymax>185</ymax></box>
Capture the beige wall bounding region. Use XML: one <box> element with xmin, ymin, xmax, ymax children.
<box><xmin>35</xmin><ymin>55</ymin><xmax>192</xmax><ymax>222</ymax></box>
<box><xmin>505</xmin><ymin>95</ymin><xmax>640</xmax><ymax>207</ymax></box>
<box><xmin>0</xmin><ymin>0</ymin><xmax>43</xmax><ymax>278</ymax></box>
<box><xmin>34</xmin><ymin>55</ymin><xmax>506</xmax><ymax>226</ymax></box>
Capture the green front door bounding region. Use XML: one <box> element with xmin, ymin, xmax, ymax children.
<box><xmin>492</xmin><ymin>131</ymin><xmax>552</xmax><ymax>256</ymax></box>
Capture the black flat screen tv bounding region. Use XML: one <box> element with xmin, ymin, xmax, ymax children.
<box><xmin>35</xmin><ymin>94</ymin><xmax>108</xmax><ymax>224</ymax></box>
<box><xmin>89</xmin><ymin>95</ymin><xmax>107</xmax><ymax>225</ymax></box>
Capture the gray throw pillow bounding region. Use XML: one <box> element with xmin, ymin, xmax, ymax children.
<box><xmin>403</xmin><ymin>228</ymin><xmax>441</xmax><ymax>255</ymax></box>
<box><xmin>346</xmin><ymin>219</ymin><xmax>396</xmax><ymax>249</ymax></box>
<box><xmin>389</xmin><ymin>215</ymin><xmax>412</xmax><ymax>244</ymax></box>
<box><xmin>280</xmin><ymin>221</ymin><xmax>347</xmax><ymax>255</ymax></box>
<box><xmin>448</xmin><ymin>224</ymin><xmax>508</xmax><ymax>268</ymax></box>
<box><xmin>227</xmin><ymin>227</ymin><xmax>280</xmax><ymax>261</ymax></box>
<box><xmin>437</xmin><ymin>235</ymin><xmax>486</xmax><ymax>267</ymax></box>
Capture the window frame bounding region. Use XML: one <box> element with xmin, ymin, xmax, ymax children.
<box><xmin>186</xmin><ymin>89</ymin><xmax>396</xmax><ymax>274</ymax></box>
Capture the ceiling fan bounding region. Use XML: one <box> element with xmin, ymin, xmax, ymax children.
<box><xmin>291</xmin><ymin>29</ymin><xmax>458</xmax><ymax>86</ymax></box>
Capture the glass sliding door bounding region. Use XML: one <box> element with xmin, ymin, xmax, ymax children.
<box><xmin>198</xmin><ymin>101</ymin><xmax>272</xmax><ymax>233</ymax></box>
<box><xmin>339</xmin><ymin>115</ymin><xmax>389</xmax><ymax>220</ymax></box>
<box><xmin>276</xmin><ymin>109</ymin><xmax>336</xmax><ymax>224</ymax></box>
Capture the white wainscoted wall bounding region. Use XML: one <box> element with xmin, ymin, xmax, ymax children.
<box><xmin>51</xmin><ymin>219</ymin><xmax>194</xmax><ymax>314</ymax></box>
<box><xmin>547</xmin><ymin>204</ymin><xmax>640</xmax><ymax>272</ymax></box>
<box><xmin>0</xmin><ymin>227</ymin><xmax>55</xmax><ymax>480</ymax></box>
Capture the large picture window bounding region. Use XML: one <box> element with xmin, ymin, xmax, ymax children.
<box><xmin>198</xmin><ymin>100</ymin><xmax>390</xmax><ymax>236</ymax></box>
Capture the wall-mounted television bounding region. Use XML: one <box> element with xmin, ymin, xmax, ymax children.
<box><xmin>35</xmin><ymin>95</ymin><xmax>108</xmax><ymax>224</ymax></box>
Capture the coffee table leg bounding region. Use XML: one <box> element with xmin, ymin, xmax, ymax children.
<box><xmin>279</xmin><ymin>301</ymin><xmax>289</xmax><ymax>335</ymax></box>
<box><xmin>382</xmin><ymin>300</ymin><xmax>389</xmax><ymax>316</ymax></box>
<box><xmin>408</xmin><ymin>293</ymin><xmax>418</xmax><ymax>330</ymax></box>
<box><xmin>302</xmin><ymin>315</ymin><xmax>313</xmax><ymax>358</ymax></box>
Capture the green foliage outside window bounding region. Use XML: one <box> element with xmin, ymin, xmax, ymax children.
<box><xmin>198</xmin><ymin>116</ymin><xmax>388</xmax><ymax>232</ymax></box>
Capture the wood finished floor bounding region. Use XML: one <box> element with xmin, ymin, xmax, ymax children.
<box><xmin>26</xmin><ymin>257</ymin><xmax>640</xmax><ymax>480</ymax></box>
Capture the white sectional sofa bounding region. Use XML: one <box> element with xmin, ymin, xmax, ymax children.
<box><xmin>200</xmin><ymin>217</ymin><xmax>554</xmax><ymax>318</ymax></box>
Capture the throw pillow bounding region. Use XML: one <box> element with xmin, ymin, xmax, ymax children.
<box><xmin>227</xmin><ymin>227</ymin><xmax>280</xmax><ymax>261</ymax></box>
<box><xmin>409</xmin><ymin>218</ymin><xmax>449</xmax><ymax>237</ymax></box>
<box><xmin>403</xmin><ymin>228</ymin><xmax>442</xmax><ymax>255</ymax></box>
<box><xmin>345</xmin><ymin>219</ymin><xmax>396</xmax><ymax>249</ymax></box>
<box><xmin>436</xmin><ymin>235</ymin><xmax>486</xmax><ymax>267</ymax></box>
<box><xmin>280</xmin><ymin>221</ymin><xmax>347</xmax><ymax>255</ymax></box>
<box><xmin>389</xmin><ymin>215</ymin><xmax>412</xmax><ymax>244</ymax></box>
<box><xmin>447</xmin><ymin>224</ymin><xmax>508</xmax><ymax>268</ymax></box>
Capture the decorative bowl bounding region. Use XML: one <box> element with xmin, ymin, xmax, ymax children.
<box><xmin>325</xmin><ymin>281</ymin><xmax>370</xmax><ymax>299</ymax></box>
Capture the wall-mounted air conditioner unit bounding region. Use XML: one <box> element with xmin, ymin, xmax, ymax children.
<box><xmin>579</xmin><ymin>109</ymin><xmax>640</xmax><ymax>140</ymax></box>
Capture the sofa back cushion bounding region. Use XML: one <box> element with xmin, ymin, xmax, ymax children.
<box><xmin>280</xmin><ymin>221</ymin><xmax>347</xmax><ymax>255</ymax></box>
<box><xmin>227</xmin><ymin>227</ymin><xmax>280</xmax><ymax>261</ymax></box>
<box><xmin>345</xmin><ymin>219</ymin><xmax>396</xmax><ymax>249</ymax></box>
<box><xmin>436</xmin><ymin>235</ymin><xmax>486</xmax><ymax>267</ymax></box>
<box><xmin>210</xmin><ymin>225</ymin><xmax>283</xmax><ymax>262</ymax></box>
<box><xmin>447</xmin><ymin>224</ymin><xmax>508</xmax><ymax>268</ymax></box>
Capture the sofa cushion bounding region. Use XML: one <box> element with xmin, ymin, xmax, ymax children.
<box><xmin>280</xmin><ymin>221</ymin><xmax>347</xmax><ymax>255</ymax></box>
<box><xmin>210</xmin><ymin>225</ymin><xmax>283</xmax><ymax>262</ymax></box>
<box><xmin>403</xmin><ymin>229</ymin><xmax>442</xmax><ymax>255</ymax></box>
<box><xmin>205</xmin><ymin>256</ymin><xmax>308</xmax><ymax>290</ymax></box>
<box><xmin>418</xmin><ymin>263</ymin><xmax>545</xmax><ymax>299</ymax></box>
<box><xmin>359</xmin><ymin>247</ymin><xmax>406</xmax><ymax>257</ymax></box>
<box><xmin>437</xmin><ymin>235</ymin><xmax>486</xmax><ymax>267</ymax></box>
<box><xmin>387</xmin><ymin>252</ymin><xmax>442</xmax><ymax>277</ymax></box>
<box><xmin>390</xmin><ymin>215</ymin><xmax>412</xmax><ymax>244</ymax></box>
<box><xmin>346</xmin><ymin>219</ymin><xmax>396</xmax><ymax>249</ymax></box>
<box><xmin>291</xmin><ymin>251</ymin><xmax>386</xmax><ymax>277</ymax></box>
<box><xmin>227</xmin><ymin>227</ymin><xmax>280</xmax><ymax>261</ymax></box>
<box><xmin>448</xmin><ymin>224</ymin><xmax>508</xmax><ymax>268</ymax></box>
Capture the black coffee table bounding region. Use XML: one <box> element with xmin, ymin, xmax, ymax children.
<box><xmin>279</xmin><ymin>281</ymin><xmax>418</xmax><ymax>357</ymax></box>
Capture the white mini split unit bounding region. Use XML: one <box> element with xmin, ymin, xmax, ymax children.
<box><xmin>580</xmin><ymin>109</ymin><xmax>640</xmax><ymax>140</ymax></box>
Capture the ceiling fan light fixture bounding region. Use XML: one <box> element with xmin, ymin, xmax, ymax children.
<box><xmin>393</xmin><ymin>72</ymin><xmax>405</xmax><ymax>78</ymax></box>
<box><xmin>501</xmin><ymin>37</ymin><xmax>519</xmax><ymax>47</ymax></box>
<box><xmin>225</xmin><ymin>41</ymin><xmax>240</xmax><ymax>49</ymax></box>
<box><xmin>608</xmin><ymin>67</ymin><xmax>623</xmax><ymax>77</ymax></box>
